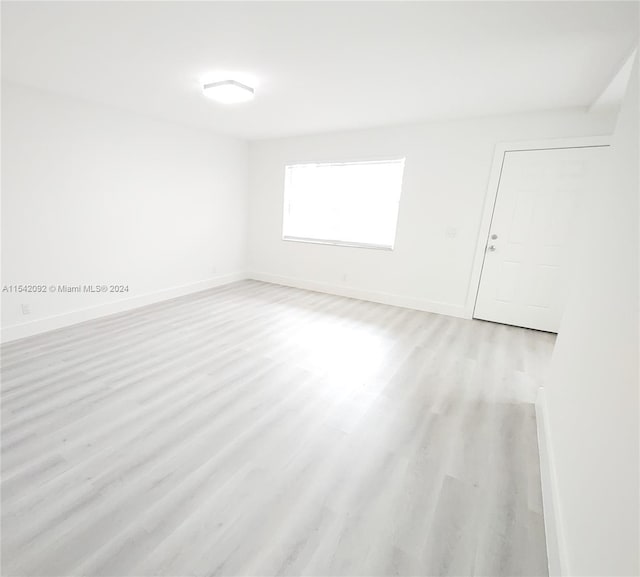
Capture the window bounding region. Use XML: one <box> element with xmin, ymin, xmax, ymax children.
<box><xmin>282</xmin><ymin>158</ymin><xmax>406</xmax><ymax>250</ymax></box>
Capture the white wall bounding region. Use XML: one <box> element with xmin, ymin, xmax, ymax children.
<box><xmin>247</xmin><ymin>108</ymin><xmax>617</xmax><ymax>316</ymax></box>
<box><xmin>1</xmin><ymin>83</ymin><xmax>248</xmax><ymax>341</ymax></box>
<box><xmin>544</xmin><ymin>59</ymin><xmax>639</xmax><ymax>575</ymax></box>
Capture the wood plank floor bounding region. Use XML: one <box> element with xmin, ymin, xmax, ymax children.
<box><xmin>1</xmin><ymin>280</ymin><xmax>554</xmax><ymax>576</ymax></box>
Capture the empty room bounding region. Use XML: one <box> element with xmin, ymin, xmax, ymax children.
<box><xmin>1</xmin><ymin>1</ymin><xmax>638</xmax><ymax>576</ymax></box>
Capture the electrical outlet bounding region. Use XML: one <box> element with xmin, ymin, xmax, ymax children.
<box><xmin>342</xmin><ymin>273</ymin><xmax>348</xmax><ymax>282</ymax></box>
<box><xmin>21</xmin><ymin>304</ymin><xmax>31</xmax><ymax>316</ymax></box>
<box><xmin>445</xmin><ymin>226</ymin><xmax>458</xmax><ymax>239</ymax></box>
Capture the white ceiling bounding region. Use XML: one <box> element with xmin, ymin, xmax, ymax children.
<box><xmin>2</xmin><ymin>1</ymin><xmax>638</xmax><ymax>140</ymax></box>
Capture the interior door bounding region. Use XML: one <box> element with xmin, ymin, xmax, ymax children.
<box><xmin>474</xmin><ymin>145</ymin><xmax>609</xmax><ymax>332</ymax></box>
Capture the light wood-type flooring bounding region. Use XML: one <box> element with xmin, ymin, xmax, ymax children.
<box><xmin>1</xmin><ymin>280</ymin><xmax>555</xmax><ymax>576</ymax></box>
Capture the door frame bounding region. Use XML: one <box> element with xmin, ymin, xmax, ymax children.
<box><xmin>465</xmin><ymin>136</ymin><xmax>611</xmax><ymax>319</ymax></box>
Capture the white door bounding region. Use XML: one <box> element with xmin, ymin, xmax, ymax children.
<box><xmin>474</xmin><ymin>146</ymin><xmax>609</xmax><ymax>332</ymax></box>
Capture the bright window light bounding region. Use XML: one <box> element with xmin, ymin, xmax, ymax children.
<box><xmin>283</xmin><ymin>159</ymin><xmax>406</xmax><ymax>249</ymax></box>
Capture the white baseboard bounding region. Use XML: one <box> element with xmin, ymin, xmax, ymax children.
<box><xmin>248</xmin><ymin>271</ymin><xmax>469</xmax><ymax>318</ymax></box>
<box><xmin>536</xmin><ymin>386</ymin><xmax>569</xmax><ymax>576</ymax></box>
<box><xmin>1</xmin><ymin>272</ymin><xmax>246</xmax><ymax>343</ymax></box>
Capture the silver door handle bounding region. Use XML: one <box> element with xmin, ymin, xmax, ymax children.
<box><xmin>487</xmin><ymin>245</ymin><xmax>496</xmax><ymax>252</ymax></box>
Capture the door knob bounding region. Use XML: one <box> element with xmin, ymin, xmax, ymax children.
<box><xmin>487</xmin><ymin>245</ymin><xmax>496</xmax><ymax>252</ymax></box>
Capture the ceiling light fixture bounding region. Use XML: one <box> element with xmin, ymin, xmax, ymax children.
<box><xmin>202</xmin><ymin>79</ymin><xmax>255</xmax><ymax>104</ymax></box>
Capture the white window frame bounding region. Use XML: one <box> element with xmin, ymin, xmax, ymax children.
<box><xmin>282</xmin><ymin>158</ymin><xmax>406</xmax><ymax>251</ymax></box>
